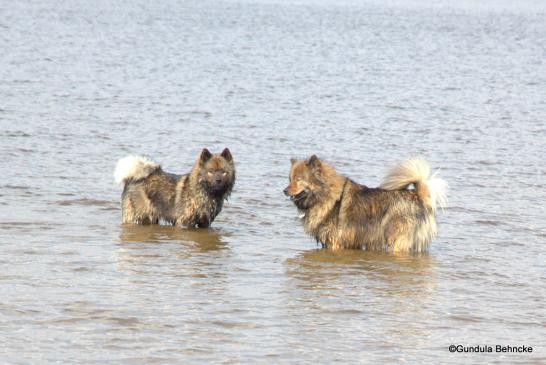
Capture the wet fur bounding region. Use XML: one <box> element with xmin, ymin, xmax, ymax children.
<box><xmin>115</xmin><ymin>149</ymin><xmax>235</xmax><ymax>228</ymax></box>
<box><xmin>284</xmin><ymin>156</ymin><xmax>447</xmax><ymax>253</ymax></box>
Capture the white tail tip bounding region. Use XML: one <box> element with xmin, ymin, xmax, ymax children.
<box><xmin>114</xmin><ymin>155</ymin><xmax>159</xmax><ymax>185</ymax></box>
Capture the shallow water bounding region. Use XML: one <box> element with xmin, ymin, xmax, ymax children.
<box><xmin>1</xmin><ymin>0</ymin><xmax>545</xmax><ymax>363</ymax></box>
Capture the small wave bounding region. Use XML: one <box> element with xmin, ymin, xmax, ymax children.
<box><xmin>2</xmin><ymin>185</ymin><xmax>31</xmax><ymax>190</ymax></box>
<box><xmin>56</xmin><ymin>198</ymin><xmax>117</xmax><ymax>207</ymax></box>
<box><xmin>475</xmin><ymin>219</ymin><xmax>501</xmax><ymax>226</ymax></box>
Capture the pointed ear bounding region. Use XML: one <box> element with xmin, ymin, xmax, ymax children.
<box><xmin>221</xmin><ymin>148</ymin><xmax>233</xmax><ymax>162</ymax></box>
<box><xmin>307</xmin><ymin>154</ymin><xmax>321</xmax><ymax>170</ymax></box>
<box><xmin>290</xmin><ymin>158</ymin><xmax>297</xmax><ymax>165</ymax></box>
<box><xmin>199</xmin><ymin>148</ymin><xmax>212</xmax><ymax>163</ymax></box>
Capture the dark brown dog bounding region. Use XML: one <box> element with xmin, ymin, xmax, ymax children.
<box><xmin>115</xmin><ymin>148</ymin><xmax>235</xmax><ymax>228</ymax></box>
<box><xmin>284</xmin><ymin>155</ymin><xmax>447</xmax><ymax>252</ymax></box>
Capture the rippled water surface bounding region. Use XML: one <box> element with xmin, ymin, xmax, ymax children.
<box><xmin>1</xmin><ymin>0</ymin><xmax>545</xmax><ymax>363</ymax></box>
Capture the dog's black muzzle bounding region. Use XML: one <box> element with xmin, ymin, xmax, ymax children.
<box><xmin>284</xmin><ymin>188</ymin><xmax>307</xmax><ymax>202</ymax></box>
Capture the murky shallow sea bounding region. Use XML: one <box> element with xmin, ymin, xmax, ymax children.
<box><xmin>1</xmin><ymin>0</ymin><xmax>545</xmax><ymax>363</ymax></box>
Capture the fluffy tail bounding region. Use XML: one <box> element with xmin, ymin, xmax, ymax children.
<box><xmin>114</xmin><ymin>155</ymin><xmax>160</xmax><ymax>185</ymax></box>
<box><xmin>380</xmin><ymin>157</ymin><xmax>447</xmax><ymax>211</ymax></box>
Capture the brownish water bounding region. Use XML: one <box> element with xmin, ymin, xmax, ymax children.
<box><xmin>1</xmin><ymin>0</ymin><xmax>545</xmax><ymax>363</ymax></box>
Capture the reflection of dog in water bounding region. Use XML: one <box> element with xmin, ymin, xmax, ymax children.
<box><xmin>114</xmin><ymin>148</ymin><xmax>235</xmax><ymax>228</ymax></box>
<box><xmin>118</xmin><ymin>224</ymin><xmax>227</xmax><ymax>252</ymax></box>
<box><xmin>284</xmin><ymin>156</ymin><xmax>447</xmax><ymax>253</ymax></box>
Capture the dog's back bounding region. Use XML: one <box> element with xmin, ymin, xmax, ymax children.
<box><xmin>122</xmin><ymin>171</ymin><xmax>182</xmax><ymax>224</ymax></box>
<box><xmin>115</xmin><ymin>155</ymin><xmax>178</xmax><ymax>224</ymax></box>
<box><xmin>339</xmin><ymin>185</ymin><xmax>437</xmax><ymax>252</ymax></box>
<box><xmin>339</xmin><ymin>159</ymin><xmax>446</xmax><ymax>252</ymax></box>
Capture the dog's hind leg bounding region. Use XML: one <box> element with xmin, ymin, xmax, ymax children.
<box><xmin>390</xmin><ymin>237</ymin><xmax>412</xmax><ymax>253</ymax></box>
<box><xmin>121</xmin><ymin>197</ymin><xmax>136</xmax><ymax>224</ymax></box>
<box><xmin>385</xmin><ymin>217</ymin><xmax>413</xmax><ymax>253</ymax></box>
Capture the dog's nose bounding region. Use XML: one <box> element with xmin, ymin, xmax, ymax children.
<box><xmin>283</xmin><ymin>188</ymin><xmax>289</xmax><ymax>196</ymax></box>
<box><xmin>215</xmin><ymin>178</ymin><xmax>222</xmax><ymax>184</ymax></box>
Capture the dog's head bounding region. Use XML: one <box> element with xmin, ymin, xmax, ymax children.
<box><xmin>283</xmin><ymin>155</ymin><xmax>325</xmax><ymax>210</ymax></box>
<box><xmin>197</xmin><ymin>148</ymin><xmax>235</xmax><ymax>196</ymax></box>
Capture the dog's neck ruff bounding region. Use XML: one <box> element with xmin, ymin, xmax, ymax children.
<box><xmin>305</xmin><ymin>177</ymin><xmax>348</xmax><ymax>222</ymax></box>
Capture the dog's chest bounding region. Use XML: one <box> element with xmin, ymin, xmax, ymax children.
<box><xmin>186</xmin><ymin>194</ymin><xmax>221</xmax><ymax>225</ymax></box>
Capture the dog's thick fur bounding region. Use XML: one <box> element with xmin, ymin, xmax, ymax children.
<box><xmin>284</xmin><ymin>156</ymin><xmax>447</xmax><ymax>252</ymax></box>
<box><xmin>114</xmin><ymin>148</ymin><xmax>235</xmax><ymax>228</ymax></box>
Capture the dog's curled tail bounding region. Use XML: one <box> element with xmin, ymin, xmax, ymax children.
<box><xmin>114</xmin><ymin>155</ymin><xmax>160</xmax><ymax>185</ymax></box>
<box><xmin>380</xmin><ymin>157</ymin><xmax>447</xmax><ymax>211</ymax></box>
